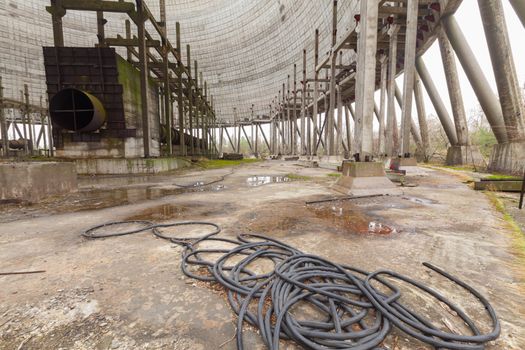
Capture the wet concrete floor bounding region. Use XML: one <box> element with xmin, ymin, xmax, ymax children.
<box><xmin>0</xmin><ymin>160</ymin><xmax>524</xmax><ymax>349</ymax></box>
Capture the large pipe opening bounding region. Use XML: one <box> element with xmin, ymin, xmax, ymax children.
<box><xmin>49</xmin><ymin>88</ymin><xmax>106</xmax><ymax>132</ymax></box>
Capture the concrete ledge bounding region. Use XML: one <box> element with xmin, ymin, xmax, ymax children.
<box><xmin>75</xmin><ymin>158</ymin><xmax>192</xmax><ymax>175</ymax></box>
<box><xmin>333</xmin><ymin>162</ymin><xmax>401</xmax><ymax>196</ymax></box>
<box><xmin>0</xmin><ymin>162</ymin><xmax>77</xmax><ymax>202</ymax></box>
<box><xmin>488</xmin><ymin>142</ymin><xmax>525</xmax><ymax>175</ymax></box>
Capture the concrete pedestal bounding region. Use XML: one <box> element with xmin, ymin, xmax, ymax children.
<box><xmin>488</xmin><ymin>142</ymin><xmax>525</xmax><ymax>175</ymax></box>
<box><xmin>446</xmin><ymin>145</ymin><xmax>485</xmax><ymax>167</ymax></box>
<box><xmin>0</xmin><ymin>162</ymin><xmax>77</xmax><ymax>202</ymax></box>
<box><xmin>333</xmin><ymin>161</ymin><xmax>400</xmax><ymax>196</ymax></box>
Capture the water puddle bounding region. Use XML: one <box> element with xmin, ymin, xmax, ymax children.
<box><xmin>247</xmin><ymin>175</ymin><xmax>290</xmax><ymax>187</ymax></box>
<box><xmin>402</xmin><ymin>196</ymin><xmax>438</xmax><ymax>205</ymax></box>
<box><xmin>308</xmin><ymin>203</ymin><xmax>395</xmax><ymax>235</ymax></box>
<box><xmin>125</xmin><ymin>204</ymin><xmax>188</xmax><ymax>221</ymax></box>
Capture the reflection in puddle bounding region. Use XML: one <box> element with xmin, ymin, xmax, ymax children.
<box><xmin>402</xmin><ymin>196</ymin><xmax>438</xmax><ymax>205</ymax></box>
<box><xmin>247</xmin><ymin>176</ymin><xmax>290</xmax><ymax>186</ymax></box>
<box><xmin>126</xmin><ymin>204</ymin><xmax>187</xmax><ymax>221</ymax></box>
<box><xmin>309</xmin><ymin>202</ymin><xmax>395</xmax><ymax>235</ymax></box>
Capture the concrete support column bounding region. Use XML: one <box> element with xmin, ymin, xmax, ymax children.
<box><xmin>479</xmin><ymin>0</ymin><xmax>525</xmax><ymax>142</ymax></box>
<box><xmin>510</xmin><ymin>0</ymin><xmax>525</xmax><ymax>28</ymax></box>
<box><xmin>175</xmin><ymin>22</ymin><xmax>185</xmax><ymax>156</ymax></box>
<box><xmin>442</xmin><ymin>15</ymin><xmax>507</xmax><ymax>143</ymax></box>
<box><xmin>313</xmin><ymin>29</ymin><xmax>320</xmax><ymax>155</ymax></box>
<box><xmin>187</xmin><ymin>45</ymin><xmax>194</xmax><ymax>156</ymax></box>
<box><xmin>438</xmin><ymin>26</ymin><xmax>469</xmax><ymax>146</ymax></box>
<box><xmin>48</xmin><ymin>0</ymin><xmax>65</xmax><ymax>47</ymax></box>
<box><xmin>292</xmin><ymin>64</ymin><xmax>298</xmax><ymax>155</ymax></box>
<box><xmin>399</xmin><ymin>0</ymin><xmax>418</xmax><ymax>155</ymax></box>
<box><xmin>327</xmin><ymin>1</ymin><xmax>338</xmax><ymax>156</ymax></box>
<box><xmin>301</xmin><ymin>50</ymin><xmax>307</xmax><ymax>155</ymax></box>
<box><xmin>336</xmin><ymin>84</ymin><xmax>343</xmax><ymax>155</ymax></box>
<box><xmin>345</xmin><ymin>105</ymin><xmax>353</xmax><ymax>154</ymax></box>
<box><xmin>0</xmin><ymin>77</ymin><xmax>7</xmax><ymax>156</ymax></box>
<box><xmin>160</xmin><ymin>0</ymin><xmax>172</xmax><ymax>155</ymax></box>
<box><xmin>137</xmin><ymin>2</ymin><xmax>151</xmax><ymax>157</ymax></box>
<box><xmin>96</xmin><ymin>11</ymin><xmax>106</xmax><ymax>47</ymax></box>
<box><xmin>354</xmin><ymin>0</ymin><xmax>379</xmax><ymax>157</ymax></box>
<box><xmin>385</xmin><ymin>25</ymin><xmax>399</xmax><ymax>156</ymax></box>
<box><xmin>125</xmin><ymin>20</ymin><xmax>133</xmax><ymax>62</ymax></box>
<box><xmin>378</xmin><ymin>55</ymin><xmax>387</xmax><ymax>155</ymax></box>
<box><xmin>415</xmin><ymin>57</ymin><xmax>458</xmax><ymax>146</ymax></box>
<box><xmin>414</xmin><ymin>73</ymin><xmax>430</xmax><ymax>158</ymax></box>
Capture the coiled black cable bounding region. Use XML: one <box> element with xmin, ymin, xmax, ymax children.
<box><xmin>82</xmin><ymin>220</ymin><xmax>500</xmax><ymax>350</ymax></box>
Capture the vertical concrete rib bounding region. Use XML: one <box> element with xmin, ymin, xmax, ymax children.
<box><xmin>442</xmin><ymin>15</ymin><xmax>507</xmax><ymax>143</ymax></box>
<box><xmin>478</xmin><ymin>0</ymin><xmax>525</xmax><ymax>142</ymax></box>
<box><xmin>301</xmin><ymin>50</ymin><xmax>307</xmax><ymax>155</ymax></box>
<box><xmin>438</xmin><ymin>26</ymin><xmax>469</xmax><ymax>146</ymax></box>
<box><xmin>415</xmin><ymin>57</ymin><xmax>458</xmax><ymax>146</ymax></box>
<box><xmin>400</xmin><ymin>0</ymin><xmax>419</xmax><ymax>155</ymax></box>
<box><xmin>354</xmin><ymin>0</ymin><xmax>379</xmax><ymax>157</ymax></box>
<box><xmin>386</xmin><ymin>25</ymin><xmax>399</xmax><ymax>156</ymax></box>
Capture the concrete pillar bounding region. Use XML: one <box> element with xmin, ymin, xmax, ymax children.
<box><xmin>327</xmin><ymin>0</ymin><xmax>338</xmax><ymax>156</ymax></box>
<box><xmin>49</xmin><ymin>0</ymin><xmax>64</xmax><ymax>47</ymax></box>
<box><xmin>176</xmin><ymin>22</ymin><xmax>185</xmax><ymax>156</ymax></box>
<box><xmin>336</xmin><ymin>84</ymin><xmax>343</xmax><ymax>155</ymax></box>
<box><xmin>399</xmin><ymin>0</ymin><xmax>418</xmax><ymax>155</ymax></box>
<box><xmin>415</xmin><ymin>57</ymin><xmax>458</xmax><ymax>146</ymax></box>
<box><xmin>24</xmin><ymin>85</ymin><xmax>34</xmax><ymax>154</ymax></box>
<box><xmin>137</xmin><ymin>3</ymin><xmax>151</xmax><ymax>157</ymax></box>
<box><xmin>0</xmin><ymin>77</ymin><xmax>7</xmax><ymax>157</ymax></box>
<box><xmin>160</xmin><ymin>0</ymin><xmax>172</xmax><ymax>155</ymax></box>
<box><xmin>301</xmin><ymin>50</ymin><xmax>307</xmax><ymax>155</ymax></box>
<box><xmin>313</xmin><ymin>29</ymin><xmax>319</xmax><ymax>155</ymax></box>
<box><xmin>510</xmin><ymin>0</ymin><xmax>525</xmax><ymax>28</ymax></box>
<box><xmin>438</xmin><ymin>27</ymin><xmax>469</xmax><ymax>146</ymax></box>
<box><xmin>125</xmin><ymin>20</ymin><xmax>132</xmax><ymax>62</ymax></box>
<box><xmin>187</xmin><ymin>45</ymin><xmax>194</xmax><ymax>156</ymax></box>
<box><xmin>354</xmin><ymin>0</ymin><xmax>379</xmax><ymax>157</ymax></box>
<box><xmin>442</xmin><ymin>15</ymin><xmax>507</xmax><ymax>143</ymax></box>
<box><xmin>345</xmin><ymin>105</ymin><xmax>353</xmax><ymax>155</ymax></box>
<box><xmin>414</xmin><ymin>73</ymin><xmax>430</xmax><ymax>158</ymax></box>
<box><xmin>386</xmin><ymin>25</ymin><xmax>399</xmax><ymax>156</ymax></box>
<box><xmin>378</xmin><ymin>55</ymin><xmax>387</xmax><ymax>155</ymax></box>
<box><xmin>293</xmin><ymin>64</ymin><xmax>298</xmax><ymax>155</ymax></box>
<box><xmin>394</xmin><ymin>84</ymin><xmax>423</xmax><ymax>149</ymax></box>
<box><xmin>479</xmin><ymin>0</ymin><xmax>525</xmax><ymax>142</ymax></box>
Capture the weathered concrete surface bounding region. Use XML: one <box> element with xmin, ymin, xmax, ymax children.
<box><xmin>0</xmin><ymin>161</ymin><xmax>524</xmax><ymax>349</ymax></box>
<box><xmin>75</xmin><ymin>158</ymin><xmax>191</xmax><ymax>175</ymax></box>
<box><xmin>488</xmin><ymin>142</ymin><xmax>525</xmax><ymax>175</ymax></box>
<box><xmin>0</xmin><ymin>162</ymin><xmax>77</xmax><ymax>202</ymax></box>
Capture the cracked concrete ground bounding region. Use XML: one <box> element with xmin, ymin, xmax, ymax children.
<box><xmin>0</xmin><ymin>160</ymin><xmax>524</xmax><ymax>349</ymax></box>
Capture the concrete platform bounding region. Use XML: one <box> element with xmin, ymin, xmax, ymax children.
<box><xmin>0</xmin><ymin>160</ymin><xmax>523</xmax><ymax>349</ymax></box>
<box><xmin>0</xmin><ymin>162</ymin><xmax>77</xmax><ymax>202</ymax></box>
<box><xmin>333</xmin><ymin>161</ymin><xmax>401</xmax><ymax>196</ymax></box>
<box><xmin>75</xmin><ymin>157</ymin><xmax>191</xmax><ymax>175</ymax></box>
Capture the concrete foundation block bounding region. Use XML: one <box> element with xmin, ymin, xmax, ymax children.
<box><xmin>75</xmin><ymin>158</ymin><xmax>191</xmax><ymax>175</ymax></box>
<box><xmin>0</xmin><ymin>162</ymin><xmax>77</xmax><ymax>202</ymax></box>
<box><xmin>333</xmin><ymin>161</ymin><xmax>401</xmax><ymax>196</ymax></box>
<box><xmin>390</xmin><ymin>157</ymin><xmax>418</xmax><ymax>169</ymax></box>
<box><xmin>446</xmin><ymin>145</ymin><xmax>486</xmax><ymax>167</ymax></box>
<box><xmin>488</xmin><ymin>142</ymin><xmax>525</xmax><ymax>175</ymax></box>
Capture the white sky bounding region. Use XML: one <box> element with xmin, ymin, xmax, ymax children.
<box><xmin>406</xmin><ymin>1</ymin><xmax>524</xmax><ymax>120</ymax></box>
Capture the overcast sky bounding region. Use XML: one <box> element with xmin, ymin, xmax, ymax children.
<box><xmin>407</xmin><ymin>1</ymin><xmax>524</xmax><ymax>121</ymax></box>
